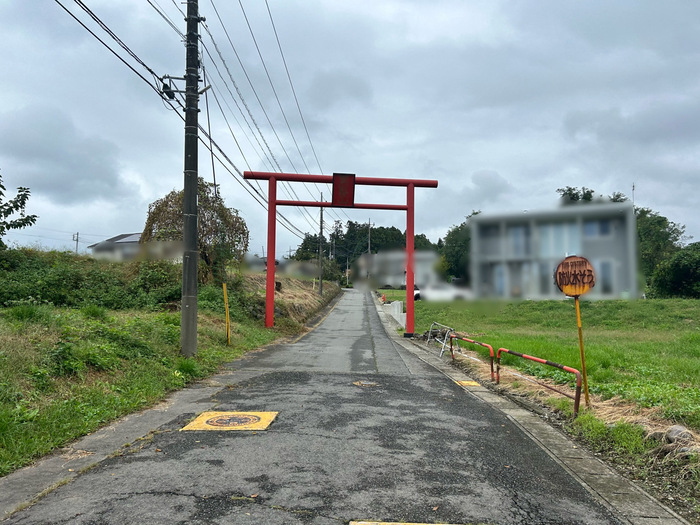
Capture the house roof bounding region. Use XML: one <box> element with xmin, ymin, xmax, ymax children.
<box><xmin>87</xmin><ymin>233</ymin><xmax>142</xmax><ymax>249</ymax></box>
<box><xmin>468</xmin><ymin>202</ymin><xmax>634</xmax><ymax>225</ymax></box>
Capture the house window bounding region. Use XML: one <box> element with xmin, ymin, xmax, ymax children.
<box><xmin>539</xmin><ymin>262</ymin><xmax>553</xmax><ymax>295</ymax></box>
<box><xmin>598</xmin><ymin>260</ymin><xmax>613</xmax><ymax>294</ymax></box>
<box><xmin>538</xmin><ymin>222</ymin><xmax>581</xmax><ymax>258</ymax></box>
<box><xmin>480</xmin><ymin>224</ymin><xmax>501</xmax><ymax>256</ymax></box>
<box><xmin>584</xmin><ymin>219</ymin><xmax>612</xmax><ymax>238</ymax></box>
<box><xmin>494</xmin><ymin>263</ymin><xmax>505</xmax><ymax>297</ymax></box>
<box><xmin>507</xmin><ymin>225</ymin><xmax>530</xmax><ymax>257</ymax></box>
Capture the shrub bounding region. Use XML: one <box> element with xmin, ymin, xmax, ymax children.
<box><xmin>0</xmin><ymin>249</ymin><xmax>183</xmax><ymax>310</ymax></box>
<box><xmin>80</xmin><ymin>305</ymin><xmax>108</xmax><ymax>321</ymax></box>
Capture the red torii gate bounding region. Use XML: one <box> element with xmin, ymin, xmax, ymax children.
<box><xmin>243</xmin><ymin>171</ymin><xmax>438</xmax><ymax>337</ymax></box>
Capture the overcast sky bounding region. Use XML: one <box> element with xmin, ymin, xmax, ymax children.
<box><xmin>1</xmin><ymin>0</ymin><xmax>699</xmax><ymax>256</ymax></box>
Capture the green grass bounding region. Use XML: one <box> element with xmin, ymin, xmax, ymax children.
<box><xmin>0</xmin><ymin>306</ymin><xmax>290</xmax><ymax>476</ymax></box>
<box><xmin>0</xmin><ymin>248</ymin><xmax>341</xmax><ymax>478</ymax></box>
<box><xmin>384</xmin><ymin>291</ymin><xmax>700</xmax><ymax>430</ymax></box>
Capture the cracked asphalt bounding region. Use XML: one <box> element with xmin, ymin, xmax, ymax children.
<box><xmin>3</xmin><ymin>289</ymin><xmax>632</xmax><ymax>524</ymax></box>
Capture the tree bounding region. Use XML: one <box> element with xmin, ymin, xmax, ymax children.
<box><xmin>414</xmin><ymin>233</ymin><xmax>436</xmax><ymax>251</ymax></box>
<box><xmin>442</xmin><ymin>210</ymin><xmax>480</xmax><ymax>283</ymax></box>
<box><xmin>435</xmin><ymin>254</ymin><xmax>450</xmax><ymax>280</ymax></box>
<box><xmin>321</xmin><ymin>257</ymin><xmax>343</xmax><ymax>282</ymax></box>
<box><xmin>651</xmin><ymin>242</ymin><xmax>700</xmax><ymax>298</ymax></box>
<box><xmin>293</xmin><ymin>233</ymin><xmax>325</xmax><ymax>261</ymax></box>
<box><xmin>0</xmin><ymin>172</ymin><xmax>38</xmax><ymax>249</ymax></box>
<box><xmin>635</xmin><ymin>206</ymin><xmax>685</xmax><ymax>281</ymax></box>
<box><xmin>609</xmin><ymin>191</ymin><xmax>629</xmax><ymax>203</ymax></box>
<box><xmin>141</xmin><ymin>178</ymin><xmax>249</xmax><ymax>282</ymax></box>
<box><xmin>370</xmin><ymin>226</ymin><xmax>404</xmax><ymax>251</ymax></box>
<box><xmin>556</xmin><ymin>186</ymin><xmax>595</xmax><ymax>203</ymax></box>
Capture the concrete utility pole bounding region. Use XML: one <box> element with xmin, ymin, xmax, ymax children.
<box><xmin>72</xmin><ymin>232</ymin><xmax>79</xmax><ymax>254</ymax></box>
<box><xmin>368</xmin><ymin>218</ymin><xmax>371</xmax><ymax>253</ymax></box>
<box><xmin>181</xmin><ymin>0</ymin><xmax>201</xmax><ymax>357</ymax></box>
<box><xmin>318</xmin><ymin>193</ymin><xmax>323</xmax><ymax>296</ymax></box>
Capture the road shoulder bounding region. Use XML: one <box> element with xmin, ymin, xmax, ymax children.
<box><xmin>373</xmin><ymin>294</ymin><xmax>690</xmax><ymax>525</ymax></box>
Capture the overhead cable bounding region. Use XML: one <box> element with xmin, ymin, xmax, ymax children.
<box><xmin>199</xmin><ymin>22</ymin><xmax>320</xmax><ymax>230</ymax></box>
<box><xmin>236</xmin><ymin>0</ymin><xmax>345</xmax><ymax>223</ymax></box>
<box><xmin>54</xmin><ymin>0</ymin><xmax>308</xmax><ymax>240</ymax></box>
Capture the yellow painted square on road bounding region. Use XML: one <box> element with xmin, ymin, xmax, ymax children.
<box><xmin>180</xmin><ymin>411</ymin><xmax>278</xmax><ymax>431</ymax></box>
<box><xmin>351</xmin><ymin>522</ymin><xmax>463</xmax><ymax>525</ymax></box>
<box><xmin>455</xmin><ymin>380</ymin><xmax>480</xmax><ymax>387</ymax></box>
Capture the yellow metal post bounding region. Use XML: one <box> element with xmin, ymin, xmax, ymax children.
<box><xmin>222</xmin><ymin>283</ymin><xmax>231</xmax><ymax>345</ymax></box>
<box><xmin>575</xmin><ymin>296</ymin><xmax>590</xmax><ymax>408</ymax></box>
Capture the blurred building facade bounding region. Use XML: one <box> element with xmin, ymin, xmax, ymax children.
<box><xmin>469</xmin><ymin>202</ymin><xmax>638</xmax><ymax>299</ymax></box>
<box><xmin>357</xmin><ymin>249</ymin><xmax>439</xmax><ymax>288</ymax></box>
<box><xmin>88</xmin><ymin>233</ymin><xmax>182</xmax><ymax>262</ymax></box>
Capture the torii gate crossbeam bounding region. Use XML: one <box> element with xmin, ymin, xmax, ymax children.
<box><xmin>243</xmin><ymin>171</ymin><xmax>438</xmax><ymax>337</ymax></box>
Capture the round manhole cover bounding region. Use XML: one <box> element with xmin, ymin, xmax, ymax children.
<box><xmin>353</xmin><ymin>380</ymin><xmax>378</xmax><ymax>388</ymax></box>
<box><xmin>205</xmin><ymin>414</ymin><xmax>262</xmax><ymax>427</ymax></box>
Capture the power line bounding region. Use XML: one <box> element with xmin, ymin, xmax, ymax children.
<box><xmin>264</xmin><ymin>0</ymin><xmax>322</xmax><ymax>175</ymax></box>
<box><xmin>56</xmin><ymin>0</ymin><xmax>309</xmax><ymax>241</ymax></box>
<box><xmin>205</xmin><ymin>0</ymin><xmax>303</xmax><ymax>177</ymax></box>
<box><xmin>200</xmin><ymin>24</ymin><xmax>281</xmax><ymax>174</ymax></box>
<box><xmin>235</xmin><ymin>0</ymin><xmax>345</xmax><ymax>224</ymax></box>
<box><xmin>262</xmin><ymin>0</ymin><xmax>350</xmax><ymax>223</ymax></box>
<box><xmin>190</xmin><ymin>104</ymin><xmax>307</xmax><ymax>238</ymax></box>
<box><xmin>199</xmin><ymin>23</ymin><xmax>320</xmax><ymax>230</ymax></box>
<box><xmin>72</xmin><ymin>0</ymin><xmax>160</xmax><ymax>81</ymax></box>
<box><xmin>203</xmin><ymin>61</ymin><xmax>320</xmax><ymax>232</ymax></box>
<box><xmin>146</xmin><ymin>0</ymin><xmax>184</xmax><ymax>38</ymax></box>
<box><xmin>237</xmin><ymin>0</ymin><xmax>310</xmax><ymax>174</ymax></box>
<box><xmin>54</xmin><ymin>0</ymin><xmax>162</xmax><ymax>98</ymax></box>
<box><xmin>168</xmin><ymin>0</ymin><xmax>186</xmax><ymax>18</ymax></box>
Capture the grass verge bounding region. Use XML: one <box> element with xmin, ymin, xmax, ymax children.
<box><xmin>0</xmin><ymin>278</ymin><xmax>340</xmax><ymax>477</ymax></box>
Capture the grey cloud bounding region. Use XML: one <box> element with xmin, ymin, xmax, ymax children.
<box><xmin>306</xmin><ymin>69</ymin><xmax>373</xmax><ymax>111</ymax></box>
<box><xmin>565</xmin><ymin>99</ymin><xmax>700</xmax><ymax>147</ymax></box>
<box><xmin>0</xmin><ymin>106</ymin><xmax>131</xmax><ymax>204</ymax></box>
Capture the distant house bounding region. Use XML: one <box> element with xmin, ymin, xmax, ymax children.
<box><xmin>89</xmin><ymin>233</ymin><xmax>183</xmax><ymax>262</ymax></box>
<box><xmin>243</xmin><ymin>253</ymin><xmax>279</xmax><ymax>273</ymax></box>
<box><xmin>88</xmin><ymin>233</ymin><xmax>142</xmax><ymax>261</ymax></box>
<box><xmin>357</xmin><ymin>249</ymin><xmax>439</xmax><ymax>288</ymax></box>
<box><xmin>469</xmin><ymin>202</ymin><xmax>638</xmax><ymax>299</ymax></box>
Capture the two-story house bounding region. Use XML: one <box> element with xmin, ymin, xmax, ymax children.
<box><xmin>469</xmin><ymin>202</ymin><xmax>638</xmax><ymax>299</ymax></box>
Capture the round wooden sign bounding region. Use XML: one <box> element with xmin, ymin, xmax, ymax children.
<box><xmin>554</xmin><ymin>255</ymin><xmax>595</xmax><ymax>297</ymax></box>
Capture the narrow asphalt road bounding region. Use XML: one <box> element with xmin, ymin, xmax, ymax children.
<box><xmin>0</xmin><ymin>289</ymin><xmax>663</xmax><ymax>524</ymax></box>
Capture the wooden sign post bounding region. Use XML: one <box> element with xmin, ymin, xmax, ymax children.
<box><xmin>554</xmin><ymin>255</ymin><xmax>595</xmax><ymax>408</ymax></box>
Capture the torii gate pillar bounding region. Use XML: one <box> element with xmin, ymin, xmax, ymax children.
<box><xmin>244</xmin><ymin>171</ymin><xmax>438</xmax><ymax>337</ymax></box>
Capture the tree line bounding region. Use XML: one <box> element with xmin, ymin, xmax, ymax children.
<box><xmin>1</xmin><ymin>173</ymin><xmax>696</xmax><ymax>298</ymax></box>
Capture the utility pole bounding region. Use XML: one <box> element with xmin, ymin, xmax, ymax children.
<box><xmin>72</xmin><ymin>232</ymin><xmax>79</xmax><ymax>254</ymax></box>
<box><xmin>368</xmin><ymin>218</ymin><xmax>371</xmax><ymax>254</ymax></box>
<box><xmin>318</xmin><ymin>194</ymin><xmax>324</xmax><ymax>296</ymax></box>
<box><xmin>180</xmin><ymin>0</ymin><xmax>201</xmax><ymax>358</ymax></box>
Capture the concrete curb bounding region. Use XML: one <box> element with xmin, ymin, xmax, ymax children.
<box><xmin>371</xmin><ymin>295</ymin><xmax>690</xmax><ymax>525</ymax></box>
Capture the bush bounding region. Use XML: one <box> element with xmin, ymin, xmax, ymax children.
<box><xmin>652</xmin><ymin>243</ymin><xmax>700</xmax><ymax>298</ymax></box>
<box><xmin>0</xmin><ymin>249</ymin><xmax>182</xmax><ymax>310</ymax></box>
<box><xmin>80</xmin><ymin>305</ymin><xmax>108</xmax><ymax>321</ymax></box>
